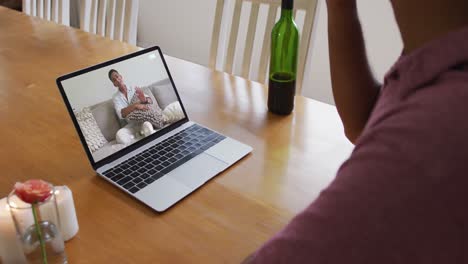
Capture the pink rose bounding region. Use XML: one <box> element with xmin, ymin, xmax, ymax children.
<box><xmin>14</xmin><ymin>179</ymin><xmax>53</xmax><ymax>204</ymax></box>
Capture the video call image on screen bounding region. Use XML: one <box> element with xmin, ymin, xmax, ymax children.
<box><xmin>61</xmin><ymin>51</ymin><xmax>186</xmax><ymax>162</ymax></box>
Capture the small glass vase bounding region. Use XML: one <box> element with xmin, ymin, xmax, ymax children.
<box><xmin>7</xmin><ymin>187</ymin><xmax>68</xmax><ymax>264</ymax></box>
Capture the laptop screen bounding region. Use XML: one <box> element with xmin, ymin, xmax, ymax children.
<box><xmin>59</xmin><ymin>48</ymin><xmax>187</xmax><ymax>163</ymax></box>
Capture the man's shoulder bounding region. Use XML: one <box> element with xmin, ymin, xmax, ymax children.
<box><xmin>417</xmin><ymin>69</ymin><xmax>468</xmax><ymax>101</ymax></box>
<box><xmin>357</xmin><ymin>69</ymin><xmax>468</xmax><ymax>167</ymax></box>
<box><xmin>370</xmin><ymin>69</ymin><xmax>468</xmax><ymax>128</ymax></box>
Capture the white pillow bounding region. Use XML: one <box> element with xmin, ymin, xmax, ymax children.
<box><xmin>115</xmin><ymin>127</ymin><xmax>136</xmax><ymax>145</ymax></box>
<box><xmin>75</xmin><ymin>108</ymin><xmax>108</xmax><ymax>152</ymax></box>
<box><xmin>141</xmin><ymin>121</ymin><xmax>155</xmax><ymax>137</ymax></box>
<box><xmin>162</xmin><ymin>102</ymin><xmax>184</xmax><ymax>124</ymax></box>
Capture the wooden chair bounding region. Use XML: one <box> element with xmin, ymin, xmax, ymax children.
<box><xmin>209</xmin><ymin>0</ymin><xmax>317</xmax><ymax>94</ymax></box>
<box><xmin>79</xmin><ymin>0</ymin><xmax>139</xmax><ymax>45</ymax></box>
<box><xmin>22</xmin><ymin>0</ymin><xmax>70</xmax><ymax>26</ymax></box>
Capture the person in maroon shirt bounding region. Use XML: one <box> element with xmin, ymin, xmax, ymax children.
<box><xmin>245</xmin><ymin>0</ymin><xmax>468</xmax><ymax>263</ymax></box>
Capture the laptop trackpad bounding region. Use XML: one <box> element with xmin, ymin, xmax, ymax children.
<box><xmin>169</xmin><ymin>153</ymin><xmax>228</xmax><ymax>189</ymax></box>
<box><xmin>135</xmin><ymin>175</ymin><xmax>192</xmax><ymax>212</ymax></box>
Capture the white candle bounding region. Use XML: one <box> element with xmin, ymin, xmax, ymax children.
<box><xmin>0</xmin><ymin>198</ymin><xmax>27</xmax><ymax>264</ymax></box>
<box><xmin>55</xmin><ymin>186</ymin><xmax>79</xmax><ymax>241</ymax></box>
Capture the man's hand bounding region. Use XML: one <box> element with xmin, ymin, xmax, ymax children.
<box><xmin>134</xmin><ymin>103</ymin><xmax>150</xmax><ymax>110</ymax></box>
<box><xmin>121</xmin><ymin>103</ymin><xmax>149</xmax><ymax>118</ymax></box>
<box><xmin>135</xmin><ymin>87</ymin><xmax>147</xmax><ymax>103</ymax></box>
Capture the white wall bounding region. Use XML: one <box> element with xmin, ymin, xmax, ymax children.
<box><xmin>137</xmin><ymin>0</ymin><xmax>217</xmax><ymax>65</ymax></box>
<box><xmin>137</xmin><ymin>0</ymin><xmax>403</xmax><ymax>105</ymax></box>
<box><xmin>62</xmin><ymin>51</ymin><xmax>168</xmax><ymax>111</ymax></box>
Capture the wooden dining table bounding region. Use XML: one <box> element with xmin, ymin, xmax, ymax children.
<box><xmin>0</xmin><ymin>6</ymin><xmax>354</xmax><ymax>263</ymax></box>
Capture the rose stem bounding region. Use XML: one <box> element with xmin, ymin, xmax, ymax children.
<box><xmin>32</xmin><ymin>204</ymin><xmax>48</xmax><ymax>264</ymax></box>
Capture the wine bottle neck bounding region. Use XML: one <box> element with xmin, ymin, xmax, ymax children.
<box><xmin>280</xmin><ymin>9</ymin><xmax>293</xmax><ymax>20</ymax></box>
<box><xmin>281</xmin><ymin>0</ymin><xmax>293</xmax><ymax>10</ymax></box>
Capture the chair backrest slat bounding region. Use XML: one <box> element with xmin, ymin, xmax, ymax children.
<box><xmin>37</xmin><ymin>0</ymin><xmax>44</xmax><ymax>18</ymax></box>
<box><xmin>89</xmin><ymin>0</ymin><xmax>98</xmax><ymax>33</ymax></box>
<box><xmin>96</xmin><ymin>0</ymin><xmax>107</xmax><ymax>36</ymax></box>
<box><xmin>241</xmin><ymin>2</ymin><xmax>260</xmax><ymax>79</ymax></box>
<box><xmin>78</xmin><ymin>0</ymin><xmax>138</xmax><ymax>45</ymax></box>
<box><xmin>59</xmin><ymin>0</ymin><xmax>69</xmax><ymax>25</ymax></box>
<box><xmin>23</xmin><ymin>0</ymin><xmax>69</xmax><ymax>26</ymax></box>
<box><xmin>224</xmin><ymin>0</ymin><xmax>242</xmax><ymax>74</ymax></box>
<box><xmin>57</xmin><ymin>0</ymin><xmax>63</xmax><ymax>24</ymax></box>
<box><xmin>123</xmin><ymin>0</ymin><xmax>138</xmax><ymax>44</ymax></box>
<box><xmin>211</xmin><ymin>0</ymin><xmax>317</xmax><ymax>94</ymax></box>
<box><xmin>51</xmin><ymin>0</ymin><xmax>59</xmax><ymax>23</ymax></box>
<box><xmin>44</xmin><ymin>0</ymin><xmax>51</xmax><ymax>20</ymax></box>
<box><xmin>79</xmin><ymin>0</ymin><xmax>90</xmax><ymax>30</ymax></box>
<box><xmin>113</xmin><ymin>0</ymin><xmax>125</xmax><ymax>42</ymax></box>
<box><xmin>31</xmin><ymin>0</ymin><xmax>36</xmax><ymax>16</ymax></box>
<box><xmin>258</xmin><ymin>3</ymin><xmax>278</xmax><ymax>83</ymax></box>
<box><xmin>22</xmin><ymin>0</ymin><xmax>30</xmax><ymax>14</ymax></box>
<box><xmin>105</xmin><ymin>0</ymin><xmax>116</xmax><ymax>40</ymax></box>
<box><xmin>209</xmin><ymin>0</ymin><xmax>225</xmax><ymax>69</ymax></box>
<box><xmin>296</xmin><ymin>0</ymin><xmax>317</xmax><ymax>94</ymax></box>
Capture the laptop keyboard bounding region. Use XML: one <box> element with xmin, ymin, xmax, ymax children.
<box><xmin>102</xmin><ymin>124</ymin><xmax>226</xmax><ymax>194</ymax></box>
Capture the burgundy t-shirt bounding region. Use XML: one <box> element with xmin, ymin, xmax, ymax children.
<box><xmin>251</xmin><ymin>26</ymin><xmax>468</xmax><ymax>263</ymax></box>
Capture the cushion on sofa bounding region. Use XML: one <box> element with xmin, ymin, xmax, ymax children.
<box><xmin>144</xmin><ymin>79</ymin><xmax>178</xmax><ymax>109</ymax></box>
<box><xmin>162</xmin><ymin>101</ymin><xmax>185</xmax><ymax>124</ymax></box>
<box><xmin>90</xmin><ymin>100</ymin><xmax>122</xmax><ymax>142</ymax></box>
<box><xmin>75</xmin><ymin>107</ymin><xmax>108</xmax><ymax>153</ymax></box>
<box><xmin>125</xmin><ymin>93</ymin><xmax>165</xmax><ymax>129</ymax></box>
<box><xmin>141</xmin><ymin>87</ymin><xmax>161</xmax><ymax>113</ymax></box>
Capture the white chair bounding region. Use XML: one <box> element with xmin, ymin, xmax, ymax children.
<box><xmin>209</xmin><ymin>0</ymin><xmax>317</xmax><ymax>94</ymax></box>
<box><xmin>79</xmin><ymin>0</ymin><xmax>139</xmax><ymax>45</ymax></box>
<box><xmin>22</xmin><ymin>0</ymin><xmax>70</xmax><ymax>26</ymax></box>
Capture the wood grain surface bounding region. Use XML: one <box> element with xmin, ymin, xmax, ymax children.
<box><xmin>0</xmin><ymin>7</ymin><xmax>353</xmax><ymax>263</ymax></box>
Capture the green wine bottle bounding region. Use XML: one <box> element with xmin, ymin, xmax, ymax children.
<box><xmin>268</xmin><ymin>0</ymin><xmax>299</xmax><ymax>115</ymax></box>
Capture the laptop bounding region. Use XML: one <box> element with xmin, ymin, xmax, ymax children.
<box><xmin>56</xmin><ymin>46</ymin><xmax>252</xmax><ymax>212</ymax></box>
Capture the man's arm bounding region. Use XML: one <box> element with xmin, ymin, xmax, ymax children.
<box><xmin>327</xmin><ymin>1</ymin><xmax>380</xmax><ymax>143</ymax></box>
<box><xmin>121</xmin><ymin>103</ymin><xmax>149</xmax><ymax>118</ymax></box>
<box><xmin>135</xmin><ymin>87</ymin><xmax>153</xmax><ymax>105</ymax></box>
<box><xmin>146</xmin><ymin>97</ymin><xmax>153</xmax><ymax>104</ymax></box>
